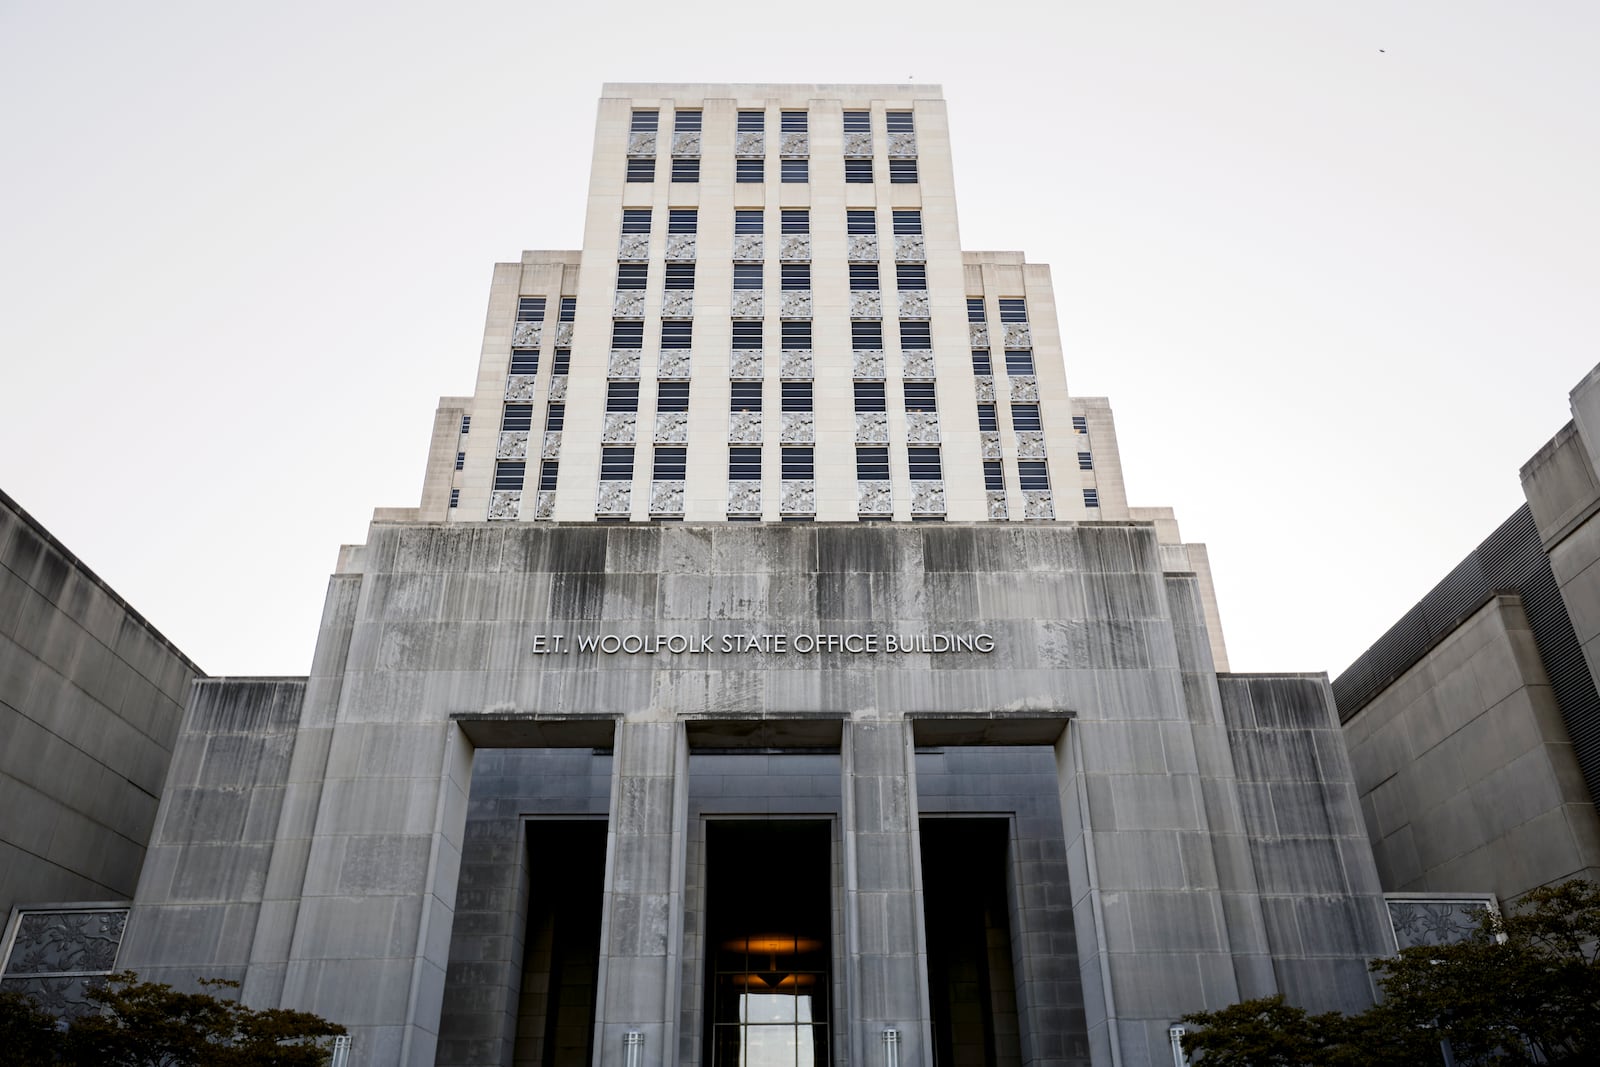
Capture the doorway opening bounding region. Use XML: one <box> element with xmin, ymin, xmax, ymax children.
<box><xmin>514</xmin><ymin>820</ymin><xmax>607</xmax><ymax>1067</ymax></box>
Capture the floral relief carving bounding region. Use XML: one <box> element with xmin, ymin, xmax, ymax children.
<box><xmin>727</xmin><ymin>481</ymin><xmax>761</xmax><ymax>515</ymax></box>
<box><xmin>911</xmin><ymin>480</ymin><xmax>946</xmax><ymax>514</ymax></box>
<box><xmin>969</xmin><ymin>323</ymin><xmax>990</xmax><ymax>348</ymax></box>
<box><xmin>735</xmin><ymin>131</ymin><xmax>765</xmax><ymax>158</ymax></box>
<box><xmin>627</xmin><ymin>131</ymin><xmax>657</xmax><ymax>157</ymax></box>
<box><xmin>987</xmin><ymin>490</ymin><xmax>1009</xmax><ymax>520</ymax></box>
<box><xmin>728</xmin><ymin>410</ymin><xmax>762</xmax><ymax>443</ymax></box>
<box><xmin>781</xmin><ymin>411</ymin><xmax>815</xmax><ymax>444</ymax></box>
<box><xmin>650</xmin><ymin>480</ymin><xmax>686</xmax><ymax>514</ymax></box>
<box><xmin>542</xmin><ymin>431</ymin><xmax>562</xmax><ymax>459</ymax></box>
<box><xmin>974</xmin><ymin>375</ymin><xmax>995</xmax><ymax>402</ymax></box>
<box><xmin>782</xmin><ymin>479</ymin><xmax>816</xmax><ymax>514</ymax></box>
<box><xmin>596</xmin><ymin>480</ymin><xmax>631</xmax><ymax>515</ymax></box>
<box><xmin>671</xmin><ymin>131</ymin><xmax>701</xmax><ymax>157</ymax></box>
<box><xmin>853</xmin><ymin>350</ymin><xmax>885</xmax><ymax>380</ymax></box>
<box><xmin>602</xmin><ymin>412</ymin><xmax>637</xmax><ymax>444</ymax></box>
<box><xmin>898</xmin><ymin>290</ymin><xmax>931</xmax><ymax>320</ymax></box>
<box><xmin>847</xmin><ymin>234</ymin><xmax>879</xmax><ymax>262</ymax></box>
<box><xmin>905</xmin><ymin>411</ymin><xmax>940</xmax><ymax>444</ymax></box>
<box><xmin>511</xmin><ymin>322</ymin><xmax>542</xmax><ymax>349</ymax></box>
<box><xmin>661</xmin><ymin>291</ymin><xmax>694</xmax><ymax>319</ymax></box>
<box><xmin>488</xmin><ymin>490</ymin><xmax>522</xmax><ymax>520</ymax></box>
<box><xmin>497</xmin><ymin>430</ymin><xmax>529</xmax><ymax>459</ymax></box>
<box><xmin>1015</xmin><ymin>430</ymin><xmax>1047</xmax><ymax>459</ymax></box>
<box><xmin>1387</xmin><ymin>899</ymin><xmax>1496</xmax><ymax>950</ymax></box>
<box><xmin>6</xmin><ymin>910</ymin><xmax>127</xmax><ymax>978</ymax></box>
<box><xmin>505</xmin><ymin>375</ymin><xmax>538</xmax><ymax>402</ymax></box>
<box><xmin>779</xmin><ymin>290</ymin><xmax>813</xmax><ymax>318</ymax></box>
<box><xmin>894</xmin><ymin>234</ymin><xmax>926</xmax><ymax>263</ymax></box>
<box><xmin>618</xmin><ymin>234</ymin><xmax>650</xmax><ymax>260</ymax></box>
<box><xmin>857</xmin><ymin>481</ymin><xmax>892</xmax><ymax>515</ymax></box>
<box><xmin>655</xmin><ymin>410</ymin><xmax>688</xmax><ymax>443</ymax></box>
<box><xmin>1010</xmin><ymin>375</ymin><xmax>1039</xmax><ymax>402</ymax></box>
<box><xmin>729</xmin><ymin>349</ymin><xmax>763</xmax><ymax>379</ymax></box>
<box><xmin>1023</xmin><ymin>489</ymin><xmax>1055</xmax><ymax>520</ymax></box>
<box><xmin>850</xmin><ymin>290</ymin><xmax>882</xmax><ymax>319</ymax></box>
<box><xmin>733</xmin><ymin>234</ymin><xmax>764</xmax><ymax>261</ymax></box>
<box><xmin>731</xmin><ymin>290</ymin><xmax>764</xmax><ymax>318</ymax></box>
<box><xmin>657</xmin><ymin>350</ymin><xmax>692</xmax><ymax>378</ymax></box>
<box><xmin>780</xmin><ymin>131</ymin><xmax>809</xmax><ymax>157</ymax></box>
<box><xmin>855</xmin><ymin>411</ymin><xmax>889</xmax><ymax>444</ymax></box>
<box><xmin>665</xmin><ymin>234</ymin><xmax>697</xmax><ymax>261</ymax></box>
<box><xmin>779</xmin><ymin>234</ymin><xmax>811</xmax><ymax>262</ymax></box>
<box><xmin>843</xmin><ymin>131</ymin><xmax>873</xmax><ymax>157</ymax></box>
<box><xmin>548</xmin><ymin>375</ymin><xmax>568</xmax><ymax>401</ymax></box>
<box><xmin>980</xmin><ymin>431</ymin><xmax>1002</xmax><ymax>460</ymax></box>
<box><xmin>887</xmin><ymin>132</ymin><xmax>917</xmax><ymax>158</ymax></box>
<box><xmin>554</xmin><ymin>322</ymin><xmax>574</xmax><ymax>346</ymax></box>
<box><xmin>534</xmin><ymin>490</ymin><xmax>556</xmax><ymax>519</ymax></box>
<box><xmin>608</xmin><ymin>349</ymin><xmax>641</xmax><ymax>378</ymax></box>
<box><xmin>1004</xmin><ymin>322</ymin><xmax>1032</xmax><ymax>348</ymax></box>
<box><xmin>780</xmin><ymin>349</ymin><xmax>813</xmax><ymax>379</ymax></box>
<box><xmin>613</xmin><ymin>291</ymin><xmax>645</xmax><ymax>319</ymax></box>
<box><xmin>901</xmin><ymin>349</ymin><xmax>935</xmax><ymax>380</ymax></box>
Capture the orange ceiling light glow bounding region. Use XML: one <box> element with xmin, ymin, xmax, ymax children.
<box><xmin>720</xmin><ymin>934</ymin><xmax>824</xmax><ymax>954</ymax></box>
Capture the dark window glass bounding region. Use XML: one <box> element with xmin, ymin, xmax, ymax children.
<box><xmin>732</xmin><ymin>322</ymin><xmax>763</xmax><ymax>349</ymax></box>
<box><xmin>854</xmin><ymin>382</ymin><xmax>886</xmax><ymax>412</ymax></box>
<box><xmin>907</xmin><ymin>447</ymin><xmax>942</xmax><ymax>480</ymax></box>
<box><xmin>899</xmin><ymin>322</ymin><xmax>931</xmax><ymax>348</ymax></box>
<box><xmin>673</xmin><ymin>110</ymin><xmax>702</xmax><ymax>132</ymax></box>
<box><xmin>976</xmin><ymin>403</ymin><xmax>997</xmax><ymax>431</ymax></box>
<box><xmin>657</xmin><ymin>381</ymin><xmax>689</xmax><ymax>412</ymax></box>
<box><xmin>904</xmin><ymin>382</ymin><xmax>937</xmax><ymax>412</ymax></box>
<box><xmin>611</xmin><ymin>321</ymin><xmax>644</xmax><ymax>348</ymax></box>
<box><xmin>671</xmin><ymin>157</ymin><xmax>699</xmax><ymax>183</ymax></box>
<box><xmin>1005</xmin><ymin>350</ymin><xmax>1036</xmax><ymax>376</ymax></box>
<box><xmin>621</xmin><ymin>209</ymin><xmax>651</xmax><ymax>234</ymax></box>
<box><xmin>780</xmin><ymin>159</ymin><xmax>808</xmax><ymax>183</ymax></box>
<box><xmin>888</xmin><ymin>158</ymin><xmax>918</xmax><ymax>184</ymax></box>
<box><xmin>983</xmin><ymin>460</ymin><xmax>1003</xmax><ymax>490</ymax></box>
<box><xmin>971</xmin><ymin>350</ymin><xmax>993</xmax><ymax>375</ymax></box>
<box><xmin>503</xmin><ymin>404</ymin><xmax>533</xmax><ymax>431</ymax></box>
<box><xmin>626</xmin><ymin>157</ymin><xmax>653</xmax><ymax>182</ymax></box>
<box><xmin>559</xmin><ymin>297</ymin><xmax>576</xmax><ymax>322</ymax></box>
<box><xmin>1011</xmin><ymin>403</ymin><xmax>1041</xmax><ymax>431</ymax></box>
<box><xmin>781</xmin><ymin>209</ymin><xmax>809</xmax><ymax>234</ymax></box>
<box><xmin>782</xmin><ymin>448</ymin><xmax>814</xmax><ymax>479</ymax></box>
<box><xmin>847</xmin><ymin>209</ymin><xmax>876</xmax><ymax>234</ymax></box>
<box><xmin>449</xmin><ymin>488</ymin><xmax>460</xmax><ymax>508</ymax></box>
<box><xmin>731</xmin><ymin>382</ymin><xmax>763</xmax><ymax>411</ymax></box>
<box><xmin>844</xmin><ymin>158</ymin><xmax>872</xmax><ymax>183</ymax></box>
<box><xmin>664</xmin><ymin>263</ymin><xmax>695</xmax><ymax>291</ymax></box>
<box><xmin>516</xmin><ymin>297</ymin><xmax>546</xmax><ymax>322</ymax></box>
<box><xmin>736</xmin><ymin>158</ymin><xmax>763</xmax><ymax>183</ymax></box>
<box><xmin>781</xmin><ymin>264</ymin><xmax>810</xmax><ymax>291</ymax></box>
<box><xmin>1078</xmin><ymin>452</ymin><xmax>1094</xmax><ymax>471</ymax></box>
<box><xmin>654</xmin><ymin>446</ymin><xmax>687</xmax><ymax>480</ymax></box>
<box><xmin>454</xmin><ymin>451</ymin><xmax>464</xmax><ymax>471</ymax></box>
<box><xmin>780</xmin><ymin>110</ymin><xmax>807</xmax><ymax>132</ymax></box>
<box><xmin>494</xmin><ymin>461</ymin><xmax>526</xmax><ymax>490</ymax></box>
<box><xmin>857</xmin><ymin>447</ymin><xmax>889</xmax><ymax>480</ymax></box>
<box><xmin>780</xmin><ymin>321</ymin><xmax>811</xmax><ymax>348</ymax></box>
<box><xmin>1019</xmin><ymin>461</ymin><xmax>1050</xmax><ymax>490</ymax></box>
<box><xmin>850</xmin><ymin>264</ymin><xmax>879</xmax><ymax>291</ymax></box>
<box><xmin>738</xmin><ymin>110</ymin><xmax>764</xmax><ymax>132</ymax></box>
<box><xmin>728</xmin><ymin>447</ymin><xmax>761</xmax><ymax>480</ymax></box>
<box><xmin>545</xmin><ymin>405</ymin><xmax>565</xmax><ymax>431</ymax></box>
<box><xmin>630</xmin><ymin>110</ymin><xmax>659</xmax><ymax>132</ymax></box>
<box><xmin>606</xmin><ymin>382</ymin><xmax>640</xmax><ymax>412</ymax></box>
<box><xmin>966</xmin><ymin>298</ymin><xmax>986</xmax><ymax>322</ymax></box>
<box><xmin>668</xmin><ymin>208</ymin><xmax>698</xmax><ymax>234</ymax></box>
<box><xmin>733</xmin><ymin>263</ymin><xmax>764</xmax><ymax>290</ymax></box>
<box><xmin>892</xmin><ymin>210</ymin><xmax>922</xmax><ymax>234</ymax></box>
<box><xmin>843</xmin><ymin>110</ymin><xmax>871</xmax><ymax>133</ymax></box>
<box><xmin>735</xmin><ymin>209</ymin><xmax>763</xmax><ymax>234</ymax></box>
<box><xmin>781</xmin><ymin>382</ymin><xmax>813</xmax><ymax>411</ymax></box>
<box><xmin>896</xmin><ymin>264</ymin><xmax>927</xmax><ymax>289</ymax></box>
<box><xmin>460</xmin><ymin>415</ymin><xmax>471</xmax><ymax>433</ymax></box>
<box><xmin>1083</xmin><ymin>488</ymin><xmax>1100</xmax><ymax>508</ymax></box>
<box><xmin>510</xmin><ymin>350</ymin><xmax>538</xmax><ymax>374</ymax></box>
<box><xmin>539</xmin><ymin>461</ymin><xmax>559</xmax><ymax>491</ymax></box>
<box><xmin>600</xmin><ymin>448</ymin><xmax>634</xmax><ymax>480</ymax></box>
<box><xmin>886</xmin><ymin>111</ymin><xmax>914</xmax><ymax>133</ymax></box>
<box><xmin>660</xmin><ymin>321</ymin><xmax>692</xmax><ymax>349</ymax></box>
<box><xmin>999</xmin><ymin>298</ymin><xmax>1028</xmax><ymax>322</ymax></box>
<box><xmin>552</xmin><ymin>350</ymin><xmax>570</xmax><ymax>376</ymax></box>
<box><xmin>616</xmin><ymin>263</ymin><xmax>648</xmax><ymax>289</ymax></box>
<box><xmin>1072</xmin><ymin>415</ymin><xmax>1088</xmax><ymax>433</ymax></box>
<box><xmin>851</xmin><ymin>321</ymin><xmax>883</xmax><ymax>349</ymax></box>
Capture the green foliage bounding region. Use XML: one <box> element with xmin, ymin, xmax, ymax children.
<box><xmin>1181</xmin><ymin>879</ymin><xmax>1600</xmax><ymax>1067</ymax></box>
<box><xmin>0</xmin><ymin>989</ymin><xmax>63</xmax><ymax>1067</ymax></box>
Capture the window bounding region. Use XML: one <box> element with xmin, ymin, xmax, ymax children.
<box><xmin>999</xmin><ymin>298</ymin><xmax>1028</xmax><ymax>322</ymax></box>
<box><xmin>782</xmin><ymin>448</ymin><xmax>814</xmax><ymax>479</ymax></box>
<box><xmin>1011</xmin><ymin>404</ymin><xmax>1041</xmax><ymax>431</ymax></box>
<box><xmin>845</xmin><ymin>158</ymin><xmax>872</xmax><ymax>183</ymax></box>
<box><xmin>899</xmin><ymin>322</ymin><xmax>931</xmax><ymax>349</ymax></box>
<box><xmin>449</xmin><ymin>488</ymin><xmax>460</xmax><ymax>508</ymax></box>
<box><xmin>631</xmin><ymin>110</ymin><xmax>659</xmax><ymax>132</ymax></box>
<box><xmin>660</xmin><ymin>321</ymin><xmax>692</xmax><ymax>349</ymax></box>
<box><xmin>735</xmin><ymin>209</ymin><xmax>763</xmax><ymax>234</ymax></box>
<box><xmin>460</xmin><ymin>415</ymin><xmax>471</xmax><ymax>433</ymax></box>
<box><xmin>851</xmin><ymin>322</ymin><xmax>883</xmax><ymax>349</ymax></box>
<box><xmin>780</xmin><ymin>110</ymin><xmax>807</xmax><ymax>132</ymax></box>
<box><xmin>780</xmin><ymin>321</ymin><xmax>811</xmax><ymax>348</ymax></box>
<box><xmin>1078</xmin><ymin>452</ymin><xmax>1094</xmax><ymax>470</ymax></box>
<box><xmin>896</xmin><ymin>264</ymin><xmax>927</xmax><ymax>289</ymax></box>
<box><xmin>516</xmin><ymin>297</ymin><xmax>546</xmax><ymax>322</ymax></box>
<box><xmin>907</xmin><ymin>447</ymin><xmax>942</xmax><ymax>480</ymax></box>
<box><xmin>657</xmin><ymin>381</ymin><xmax>689</xmax><ymax>412</ymax></box>
<box><xmin>731</xmin><ymin>382</ymin><xmax>763</xmax><ymax>411</ymax></box>
<box><xmin>843</xmin><ymin>110</ymin><xmax>871</xmax><ymax>133</ymax></box>
<box><xmin>728</xmin><ymin>447</ymin><xmax>761</xmax><ymax>480</ymax></box>
<box><xmin>559</xmin><ymin>297</ymin><xmax>576</xmax><ymax>322</ymax></box>
<box><xmin>857</xmin><ymin>447</ymin><xmax>889</xmax><ymax>480</ymax></box>
<box><xmin>971</xmin><ymin>350</ymin><xmax>993</xmax><ymax>375</ymax></box>
<box><xmin>781</xmin><ymin>209</ymin><xmax>809</xmax><ymax>234</ymax></box>
<box><xmin>781</xmin><ymin>382</ymin><xmax>813</xmax><ymax>411</ymax></box>
<box><xmin>673</xmin><ymin>110</ymin><xmax>701</xmax><ymax>132</ymax></box>
<box><xmin>903</xmin><ymin>382</ymin><xmax>937</xmax><ymax>412</ymax></box>
<box><xmin>671</xmin><ymin>158</ymin><xmax>699</xmax><ymax>183</ymax></box>
<box><xmin>545</xmin><ymin>405</ymin><xmax>565</xmax><ymax>431</ymax></box>
<box><xmin>616</xmin><ymin>262</ymin><xmax>648</xmax><ymax>289</ymax></box>
<box><xmin>1072</xmin><ymin>415</ymin><xmax>1088</xmax><ymax>433</ymax></box>
<box><xmin>503</xmin><ymin>404</ymin><xmax>533</xmax><ymax>431</ymax></box>
<box><xmin>888</xmin><ymin>158</ymin><xmax>918</xmax><ymax>184</ymax></box>
<box><xmin>886</xmin><ymin>110</ymin><xmax>914</xmax><ymax>133</ymax></box>
<box><xmin>967</xmin><ymin>298</ymin><xmax>986</xmax><ymax>322</ymax></box>
<box><xmin>454</xmin><ymin>451</ymin><xmax>464</xmax><ymax>471</ymax></box>
<box><xmin>738</xmin><ymin>110</ymin><xmax>764</xmax><ymax>132</ymax></box>
<box><xmin>732</xmin><ymin>322</ymin><xmax>763</xmax><ymax>350</ymax></box>
<box><xmin>510</xmin><ymin>350</ymin><xmax>538</xmax><ymax>374</ymax></box>
<box><xmin>976</xmin><ymin>403</ymin><xmax>997</xmax><ymax>431</ymax></box>
<box><xmin>847</xmin><ymin>209</ymin><xmax>876</xmax><ymax>234</ymax></box>
<box><xmin>621</xmin><ymin>209</ymin><xmax>651</xmax><ymax>234</ymax></box>
<box><xmin>1005</xmin><ymin>350</ymin><xmax>1035</xmax><ymax>376</ymax></box>
<box><xmin>781</xmin><ymin>264</ymin><xmax>810</xmax><ymax>291</ymax></box>
<box><xmin>892</xmin><ymin>209</ymin><xmax>922</xmax><ymax>234</ymax></box>
<box><xmin>983</xmin><ymin>460</ymin><xmax>1003</xmax><ymax>490</ymax></box>
<box><xmin>736</xmin><ymin>158</ymin><xmax>763</xmax><ymax>183</ymax></box>
<box><xmin>853</xmin><ymin>382</ymin><xmax>886</xmax><ymax>412</ymax></box>
<box><xmin>600</xmin><ymin>448</ymin><xmax>634</xmax><ymax>481</ymax></box>
<box><xmin>664</xmin><ymin>263</ymin><xmax>695</xmax><ymax>291</ymax></box>
<box><xmin>850</xmin><ymin>264</ymin><xmax>879</xmax><ymax>291</ymax></box>
<box><xmin>539</xmin><ymin>461</ymin><xmax>558</xmax><ymax>491</ymax></box>
<box><xmin>780</xmin><ymin>159</ymin><xmax>808</xmax><ymax>183</ymax></box>
<box><xmin>1019</xmin><ymin>461</ymin><xmax>1049</xmax><ymax>490</ymax></box>
<box><xmin>668</xmin><ymin>208</ymin><xmax>698</xmax><ymax>233</ymax></box>
<box><xmin>494</xmin><ymin>461</ymin><xmax>526</xmax><ymax>490</ymax></box>
<box><xmin>653</xmin><ymin>446</ymin><xmax>687</xmax><ymax>480</ymax></box>
<box><xmin>612</xmin><ymin>321</ymin><xmax>644</xmax><ymax>348</ymax></box>
<box><xmin>1083</xmin><ymin>488</ymin><xmax>1100</xmax><ymax>508</ymax></box>
<box><xmin>626</xmin><ymin>157</ymin><xmax>654</xmax><ymax>182</ymax></box>
<box><xmin>552</xmin><ymin>350</ymin><xmax>571</xmax><ymax>376</ymax></box>
<box><xmin>733</xmin><ymin>263</ymin><xmax>764</xmax><ymax>290</ymax></box>
<box><xmin>606</xmin><ymin>382</ymin><xmax>640</xmax><ymax>412</ymax></box>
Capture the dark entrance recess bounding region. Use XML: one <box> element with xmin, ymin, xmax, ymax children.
<box><xmin>515</xmin><ymin>820</ymin><xmax>607</xmax><ymax>1067</ymax></box>
<box><xmin>704</xmin><ymin>820</ymin><xmax>833</xmax><ymax>1067</ymax></box>
<box><xmin>921</xmin><ymin>818</ymin><xmax>1022</xmax><ymax>1067</ymax></box>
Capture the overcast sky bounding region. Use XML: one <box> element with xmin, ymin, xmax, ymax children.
<box><xmin>3</xmin><ymin>2</ymin><xmax>1597</xmax><ymax>679</ymax></box>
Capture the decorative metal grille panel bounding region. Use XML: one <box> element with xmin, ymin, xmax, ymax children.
<box><xmin>488</xmin><ymin>490</ymin><xmax>522</xmax><ymax>520</ymax></box>
<box><xmin>496</xmin><ymin>431</ymin><xmax>528</xmax><ymax>460</ymax></box>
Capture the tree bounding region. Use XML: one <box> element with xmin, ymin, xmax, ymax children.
<box><xmin>0</xmin><ymin>989</ymin><xmax>63</xmax><ymax>1067</ymax></box>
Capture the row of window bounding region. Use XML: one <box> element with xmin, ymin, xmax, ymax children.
<box><xmin>622</xmin><ymin>207</ymin><xmax>922</xmax><ymax>235</ymax></box>
<box><xmin>971</xmin><ymin>350</ymin><xmax>1036</xmax><ymax>376</ymax></box>
<box><xmin>515</xmin><ymin>296</ymin><xmax>577</xmax><ymax>323</ymax></box>
<box><xmin>629</xmin><ymin>158</ymin><xmax>919</xmax><ymax>184</ymax></box>
<box><xmin>966</xmin><ymin>297</ymin><xmax>1028</xmax><ymax>323</ymax></box>
<box><xmin>631</xmin><ymin>109</ymin><xmax>914</xmax><ymax>134</ymax></box>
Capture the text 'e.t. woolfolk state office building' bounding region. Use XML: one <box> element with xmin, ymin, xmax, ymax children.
<box><xmin>4</xmin><ymin>84</ymin><xmax>1407</xmax><ymax>1067</ymax></box>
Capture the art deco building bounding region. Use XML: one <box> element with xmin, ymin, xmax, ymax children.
<box><xmin>4</xmin><ymin>85</ymin><xmax>1399</xmax><ymax>1067</ymax></box>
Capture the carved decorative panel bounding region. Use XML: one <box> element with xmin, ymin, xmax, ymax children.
<box><xmin>595</xmin><ymin>480</ymin><xmax>631</xmax><ymax>515</ymax></box>
<box><xmin>617</xmin><ymin>234</ymin><xmax>650</xmax><ymax>260</ymax></box>
<box><xmin>855</xmin><ymin>411</ymin><xmax>889</xmax><ymax>444</ymax></box>
<box><xmin>505</xmin><ymin>375</ymin><xmax>538</xmax><ymax>402</ymax></box>
<box><xmin>888</xmin><ymin>132</ymin><xmax>918</xmax><ymax>158</ymax></box>
<box><xmin>0</xmin><ymin>908</ymin><xmax>128</xmax><ymax>1020</ymax></box>
<box><xmin>1023</xmin><ymin>490</ymin><xmax>1055</xmax><ymax>520</ymax></box>
<box><xmin>489</xmin><ymin>490</ymin><xmax>522</xmax><ymax>520</ymax></box>
<box><xmin>779</xmin><ymin>131</ymin><xmax>809</xmax><ymax>157</ymax></box>
<box><xmin>849</xmin><ymin>290</ymin><xmax>882</xmax><ymax>319</ymax></box>
<box><xmin>898</xmin><ymin>290</ymin><xmax>931</xmax><ymax>320</ymax></box>
<box><xmin>657</xmin><ymin>351</ymin><xmax>691</xmax><ymax>379</ymax></box>
<box><xmin>901</xmin><ymin>349</ymin><xmax>936</xmax><ymax>380</ymax></box>
<box><xmin>729</xmin><ymin>349</ymin><xmax>763</xmax><ymax>379</ymax></box>
<box><xmin>1004</xmin><ymin>322</ymin><xmax>1032</xmax><ymax>348</ymax></box>
<box><xmin>847</xmin><ymin>234</ymin><xmax>879</xmax><ymax>262</ymax></box>
<box><xmin>969</xmin><ymin>323</ymin><xmax>989</xmax><ymax>348</ymax></box>
<box><xmin>779</xmin><ymin>234</ymin><xmax>811</xmax><ymax>262</ymax></box>
<box><xmin>974</xmin><ymin>375</ymin><xmax>995</xmax><ymax>402</ymax></box>
<box><xmin>671</xmin><ymin>131</ymin><xmax>701</xmax><ymax>158</ymax></box>
<box><xmin>905</xmin><ymin>411</ymin><xmax>940</xmax><ymax>444</ymax></box>
<box><xmin>660</xmin><ymin>291</ymin><xmax>694</xmax><ymax>319</ymax></box>
<box><xmin>511</xmin><ymin>322</ymin><xmax>542</xmax><ymax>349</ymax></box>
<box><xmin>1010</xmin><ymin>375</ymin><xmax>1039</xmax><ymax>402</ymax></box>
<box><xmin>858</xmin><ymin>481</ymin><xmax>892</xmax><ymax>515</ymax></box>
<box><xmin>843</xmin><ymin>131</ymin><xmax>873</xmax><ymax>157</ymax></box>
<box><xmin>781</xmin><ymin>479</ymin><xmax>816</xmax><ymax>514</ymax></box>
<box><xmin>665</xmin><ymin>234</ymin><xmax>697</xmax><ymax>261</ymax></box>
<box><xmin>1016</xmin><ymin>431</ymin><xmax>1047</xmax><ymax>459</ymax></box>
<box><xmin>781</xmin><ymin>411</ymin><xmax>815</xmax><ymax>444</ymax></box>
<box><xmin>627</xmin><ymin>131</ymin><xmax>657</xmax><ymax>157</ymax></box>
<box><xmin>980</xmin><ymin>431</ymin><xmax>1002</xmax><ymax>460</ymax></box>
<box><xmin>987</xmin><ymin>490</ymin><xmax>1009</xmax><ymax>520</ymax></box>
<box><xmin>893</xmin><ymin>234</ymin><xmax>926</xmax><ymax>263</ymax></box>
<box><xmin>1387</xmin><ymin>898</ymin><xmax>1496</xmax><ymax>950</ymax></box>
<box><xmin>655</xmin><ymin>410</ymin><xmax>688</xmax><ymax>443</ymax></box>
<box><xmin>548</xmin><ymin>375</ymin><xmax>568</xmax><ymax>402</ymax></box>
<box><xmin>733</xmin><ymin>234</ymin><xmax>764</xmax><ymax>261</ymax></box>
<box><xmin>602</xmin><ymin>412</ymin><xmax>637</xmax><ymax>444</ymax></box>
<box><xmin>554</xmin><ymin>322</ymin><xmax>574</xmax><ymax>347</ymax></box>
<box><xmin>608</xmin><ymin>349</ymin><xmax>641</xmax><ymax>379</ymax></box>
<box><xmin>853</xmin><ymin>350</ymin><xmax>885</xmax><ymax>380</ymax></box>
<box><xmin>534</xmin><ymin>490</ymin><xmax>556</xmax><ymax>519</ymax></box>
<box><xmin>727</xmin><ymin>481</ymin><xmax>761</xmax><ymax>515</ymax></box>
<box><xmin>779</xmin><ymin>290</ymin><xmax>812</xmax><ymax>318</ymax></box>
<box><xmin>911</xmin><ymin>480</ymin><xmax>946</xmax><ymax>515</ymax></box>
<box><xmin>650</xmin><ymin>480</ymin><xmax>685</xmax><ymax>515</ymax></box>
<box><xmin>730</xmin><ymin>290</ymin><xmax>764</xmax><ymax>318</ymax></box>
<box><xmin>735</xmin><ymin>131</ymin><xmax>765</xmax><ymax>158</ymax></box>
<box><xmin>542</xmin><ymin>431</ymin><xmax>562</xmax><ymax>459</ymax></box>
<box><xmin>780</xmin><ymin>349</ymin><xmax>814</xmax><ymax>379</ymax></box>
<box><xmin>497</xmin><ymin>430</ymin><xmax>528</xmax><ymax>460</ymax></box>
<box><xmin>728</xmin><ymin>410</ymin><xmax>762</xmax><ymax>443</ymax></box>
<box><xmin>613</xmin><ymin>291</ymin><xmax>645</xmax><ymax>319</ymax></box>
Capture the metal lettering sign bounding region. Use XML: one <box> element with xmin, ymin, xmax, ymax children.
<box><xmin>530</xmin><ymin>632</ymin><xmax>995</xmax><ymax>655</ymax></box>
